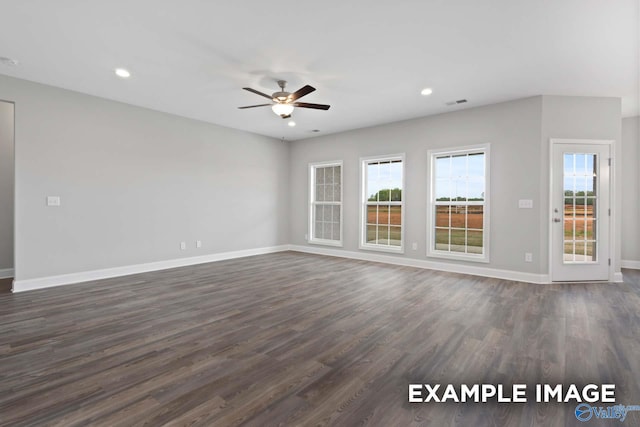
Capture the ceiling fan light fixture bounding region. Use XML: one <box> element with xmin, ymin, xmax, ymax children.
<box><xmin>272</xmin><ymin>103</ymin><xmax>294</xmax><ymax>117</ymax></box>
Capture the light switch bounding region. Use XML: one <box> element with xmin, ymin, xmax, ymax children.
<box><xmin>518</xmin><ymin>199</ymin><xmax>533</xmax><ymax>209</ymax></box>
<box><xmin>47</xmin><ymin>196</ymin><xmax>61</xmax><ymax>206</ymax></box>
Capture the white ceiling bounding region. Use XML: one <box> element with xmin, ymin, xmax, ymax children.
<box><xmin>0</xmin><ymin>0</ymin><xmax>638</xmax><ymax>140</ymax></box>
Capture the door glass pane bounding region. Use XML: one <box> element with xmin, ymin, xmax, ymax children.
<box><xmin>584</xmin><ymin>219</ymin><xmax>595</xmax><ymax>240</ymax></box>
<box><xmin>563</xmin><ymin>153</ymin><xmax>597</xmax><ymax>263</ymax></box>
<box><xmin>585</xmin><ymin>241</ymin><xmax>596</xmax><ymax>261</ymax></box>
<box><xmin>564</xmin><ymin>154</ymin><xmax>574</xmax><ymax>174</ymax></box>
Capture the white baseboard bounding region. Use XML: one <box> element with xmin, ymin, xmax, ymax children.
<box><xmin>13</xmin><ymin>246</ymin><xmax>627</xmax><ymax>292</ymax></box>
<box><xmin>12</xmin><ymin>245</ymin><xmax>289</xmax><ymax>293</ymax></box>
<box><xmin>288</xmin><ymin>245</ymin><xmax>550</xmax><ymax>284</ymax></box>
<box><xmin>621</xmin><ymin>260</ymin><xmax>640</xmax><ymax>270</ymax></box>
<box><xmin>0</xmin><ymin>268</ymin><xmax>14</xmax><ymax>279</ymax></box>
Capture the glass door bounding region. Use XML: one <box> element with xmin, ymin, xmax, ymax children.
<box><xmin>551</xmin><ymin>142</ymin><xmax>610</xmax><ymax>281</ymax></box>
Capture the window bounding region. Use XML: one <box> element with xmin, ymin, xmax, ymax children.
<box><xmin>309</xmin><ymin>161</ymin><xmax>342</xmax><ymax>246</ymax></box>
<box><xmin>360</xmin><ymin>154</ymin><xmax>404</xmax><ymax>252</ymax></box>
<box><xmin>428</xmin><ymin>145</ymin><xmax>489</xmax><ymax>262</ymax></box>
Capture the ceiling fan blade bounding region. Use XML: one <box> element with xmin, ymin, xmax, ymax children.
<box><xmin>293</xmin><ymin>102</ymin><xmax>330</xmax><ymax>110</ymax></box>
<box><xmin>238</xmin><ymin>104</ymin><xmax>272</xmax><ymax>109</ymax></box>
<box><xmin>243</xmin><ymin>87</ymin><xmax>273</xmax><ymax>100</ymax></box>
<box><xmin>289</xmin><ymin>85</ymin><xmax>316</xmax><ymax>101</ymax></box>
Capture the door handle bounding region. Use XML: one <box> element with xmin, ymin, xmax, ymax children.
<box><xmin>553</xmin><ymin>218</ymin><xmax>561</xmax><ymax>223</ymax></box>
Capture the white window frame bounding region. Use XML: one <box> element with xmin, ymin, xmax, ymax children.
<box><xmin>359</xmin><ymin>153</ymin><xmax>405</xmax><ymax>253</ymax></box>
<box><xmin>308</xmin><ymin>160</ymin><xmax>343</xmax><ymax>247</ymax></box>
<box><xmin>427</xmin><ymin>144</ymin><xmax>490</xmax><ymax>263</ymax></box>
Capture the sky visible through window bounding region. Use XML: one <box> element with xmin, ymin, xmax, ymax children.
<box><xmin>564</xmin><ymin>153</ymin><xmax>596</xmax><ymax>193</ymax></box>
<box><xmin>367</xmin><ymin>160</ymin><xmax>402</xmax><ymax>198</ymax></box>
<box><xmin>435</xmin><ymin>153</ymin><xmax>485</xmax><ymax>200</ymax></box>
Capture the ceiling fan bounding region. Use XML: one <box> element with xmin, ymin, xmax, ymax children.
<box><xmin>238</xmin><ymin>80</ymin><xmax>330</xmax><ymax>119</ymax></box>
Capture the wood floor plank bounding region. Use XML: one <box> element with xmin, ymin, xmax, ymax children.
<box><xmin>1</xmin><ymin>252</ymin><xmax>639</xmax><ymax>426</ymax></box>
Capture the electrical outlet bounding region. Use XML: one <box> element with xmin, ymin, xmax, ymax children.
<box><xmin>196</xmin><ymin>240</ymin><xmax>202</xmax><ymax>248</ymax></box>
<box><xmin>46</xmin><ymin>196</ymin><xmax>61</xmax><ymax>206</ymax></box>
<box><xmin>412</xmin><ymin>242</ymin><xmax>418</xmax><ymax>250</ymax></box>
<box><xmin>180</xmin><ymin>242</ymin><xmax>186</xmax><ymax>250</ymax></box>
<box><xmin>304</xmin><ymin>234</ymin><xmax>308</xmax><ymax>241</ymax></box>
<box><xmin>525</xmin><ymin>252</ymin><xmax>533</xmax><ymax>262</ymax></box>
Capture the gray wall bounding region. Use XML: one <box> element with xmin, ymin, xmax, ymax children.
<box><xmin>290</xmin><ymin>96</ymin><xmax>545</xmax><ymax>274</ymax></box>
<box><xmin>290</xmin><ymin>95</ymin><xmax>624</xmax><ymax>277</ymax></box>
<box><xmin>622</xmin><ymin>116</ymin><xmax>639</xmax><ymax>262</ymax></box>
<box><xmin>0</xmin><ymin>75</ymin><xmax>289</xmax><ymax>281</ymax></box>
<box><xmin>0</xmin><ymin>101</ymin><xmax>13</xmax><ymax>274</ymax></box>
<box><xmin>0</xmin><ymin>72</ymin><xmax>629</xmax><ymax>282</ymax></box>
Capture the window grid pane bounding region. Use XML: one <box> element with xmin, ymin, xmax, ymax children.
<box><xmin>364</xmin><ymin>158</ymin><xmax>403</xmax><ymax>248</ymax></box>
<box><xmin>432</xmin><ymin>151</ymin><xmax>486</xmax><ymax>256</ymax></box>
<box><xmin>311</xmin><ymin>164</ymin><xmax>342</xmax><ymax>244</ymax></box>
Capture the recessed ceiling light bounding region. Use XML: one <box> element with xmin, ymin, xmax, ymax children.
<box><xmin>115</xmin><ymin>68</ymin><xmax>131</xmax><ymax>78</ymax></box>
<box><xmin>0</xmin><ymin>57</ymin><xmax>19</xmax><ymax>67</ymax></box>
<box><xmin>421</xmin><ymin>88</ymin><xmax>433</xmax><ymax>96</ymax></box>
<box><xmin>288</xmin><ymin>121</ymin><xmax>296</xmax><ymax>127</ymax></box>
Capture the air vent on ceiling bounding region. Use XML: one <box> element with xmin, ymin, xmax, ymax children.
<box><xmin>445</xmin><ymin>99</ymin><xmax>468</xmax><ymax>106</ymax></box>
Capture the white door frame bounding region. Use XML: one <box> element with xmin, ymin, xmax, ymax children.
<box><xmin>548</xmin><ymin>138</ymin><xmax>616</xmax><ymax>282</ymax></box>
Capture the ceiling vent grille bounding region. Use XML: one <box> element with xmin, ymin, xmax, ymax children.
<box><xmin>445</xmin><ymin>99</ymin><xmax>468</xmax><ymax>106</ymax></box>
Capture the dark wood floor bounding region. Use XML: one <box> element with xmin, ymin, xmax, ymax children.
<box><xmin>0</xmin><ymin>277</ymin><xmax>12</xmax><ymax>293</ymax></box>
<box><xmin>1</xmin><ymin>252</ymin><xmax>639</xmax><ymax>426</ymax></box>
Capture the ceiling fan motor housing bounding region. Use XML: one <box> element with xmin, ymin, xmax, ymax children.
<box><xmin>272</xmin><ymin>91</ymin><xmax>290</xmax><ymax>102</ymax></box>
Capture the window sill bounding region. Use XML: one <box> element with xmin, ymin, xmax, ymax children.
<box><xmin>427</xmin><ymin>251</ymin><xmax>489</xmax><ymax>263</ymax></box>
<box><xmin>308</xmin><ymin>239</ymin><xmax>343</xmax><ymax>248</ymax></box>
<box><xmin>359</xmin><ymin>244</ymin><xmax>405</xmax><ymax>254</ymax></box>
